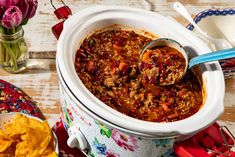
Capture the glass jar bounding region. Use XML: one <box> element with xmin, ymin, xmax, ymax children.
<box><xmin>0</xmin><ymin>28</ymin><xmax>28</xmax><ymax>73</ymax></box>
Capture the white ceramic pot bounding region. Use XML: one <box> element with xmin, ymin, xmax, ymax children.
<box><xmin>56</xmin><ymin>5</ymin><xmax>225</xmax><ymax>157</ymax></box>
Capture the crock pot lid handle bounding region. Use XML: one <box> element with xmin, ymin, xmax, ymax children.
<box><xmin>67</xmin><ymin>126</ymin><xmax>88</xmax><ymax>150</ymax></box>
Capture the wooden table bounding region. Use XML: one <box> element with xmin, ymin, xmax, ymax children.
<box><xmin>0</xmin><ymin>0</ymin><xmax>235</xmax><ymax>135</ymax></box>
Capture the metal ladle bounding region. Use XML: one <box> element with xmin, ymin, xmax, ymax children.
<box><xmin>140</xmin><ymin>38</ymin><xmax>235</xmax><ymax>85</ymax></box>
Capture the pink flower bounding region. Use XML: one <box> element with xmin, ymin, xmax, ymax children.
<box><xmin>17</xmin><ymin>0</ymin><xmax>38</xmax><ymax>19</ymax></box>
<box><xmin>0</xmin><ymin>0</ymin><xmax>19</xmax><ymax>8</ymax></box>
<box><xmin>26</xmin><ymin>0</ymin><xmax>37</xmax><ymax>18</ymax></box>
<box><xmin>17</xmin><ymin>0</ymin><xmax>29</xmax><ymax>19</ymax></box>
<box><xmin>111</xmin><ymin>130</ymin><xmax>138</xmax><ymax>152</ymax></box>
<box><xmin>2</xmin><ymin>6</ymin><xmax>22</xmax><ymax>29</ymax></box>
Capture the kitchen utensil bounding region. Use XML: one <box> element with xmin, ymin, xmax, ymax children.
<box><xmin>140</xmin><ymin>38</ymin><xmax>235</xmax><ymax>85</ymax></box>
<box><xmin>173</xmin><ymin>2</ymin><xmax>232</xmax><ymax>51</ymax></box>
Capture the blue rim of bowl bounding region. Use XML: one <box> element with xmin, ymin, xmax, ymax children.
<box><xmin>186</xmin><ymin>8</ymin><xmax>235</xmax><ymax>30</ymax></box>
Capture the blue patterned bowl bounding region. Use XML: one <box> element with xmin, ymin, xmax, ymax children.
<box><xmin>186</xmin><ymin>8</ymin><xmax>235</xmax><ymax>78</ymax></box>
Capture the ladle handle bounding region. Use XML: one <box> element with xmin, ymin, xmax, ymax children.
<box><xmin>173</xmin><ymin>2</ymin><xmax>208</xmax><ymax>38</ymax></box>
<box><xmin>189</xmin><ymin>48</ymin><xmax>235</xmax><ymax>68</ymax></box>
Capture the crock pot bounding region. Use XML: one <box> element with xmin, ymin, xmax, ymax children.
<box><xmin>56</xmin><ymin>5</ymin><xmax>225</xmax><ymax>156</ymax></box>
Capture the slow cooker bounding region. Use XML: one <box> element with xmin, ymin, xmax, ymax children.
<box><xmin>56</xmin><ymin>5</ymin><xmax>225</xmax><ymax>157</ymax></box>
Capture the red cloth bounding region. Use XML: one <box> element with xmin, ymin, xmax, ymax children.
<box><xmin>53</xmin><ymin>119</ymin><xmax>86</xmax><ymax>157</ymax></box>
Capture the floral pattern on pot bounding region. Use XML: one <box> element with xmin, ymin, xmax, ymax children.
<box><xmin>92</xmin><ymin>137</ymin><xmax>120</xmax><ymax>157</ymax></box>
<box><xmin>111</xmin><ymin>129</ymin><xmax>138</xmax><ymax>152</ymax></box>
<box><xmin>161</xmin><ymin>148</ymin><xmax>176</xmax><ymax>157</ymax></box>
<box><xmin>61</xmin><ymin>105</ymin><xmax>73</xmax><ymax>129</ymax></box>
<box><xmin>96</xmin><ymin>121</ymin><xmax>112</xmax><ymax>138</ymax></box>
<box><xmin>153</xmin><ymin>139</ymin><xmax>172</xmax><ymax>147</ymax></box>
<box><xmin>58</xmin><ymin>80</ymin><xmax>176</xmax><ymax>157</ymax></box>
<box><xmin>93</xmin><ymin>137</ymin><xmax>107</xmax><ymax>155</ymax></box>
<box><xmin>105</xmin><ymin>151</ymin><xmax>120</xmax><ymax>157</ymax></box>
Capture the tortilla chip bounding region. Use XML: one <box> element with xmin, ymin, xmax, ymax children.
<box><xmin>0</xmin><ymin>145</ymin><xmax>15</xmax><ymax>156</ymax></box>
<box><xmin>0</xmin><ymin>139</ymin><xmax>13</xmax><ymax>152</ymax></box>
<box><xmin>0</xmin><ymin>130</ymin><xmax>8</xmax><ymax>140</ymax></box>
<box><xmin>4</xmin><ymin>115</ymin><xmax>28</xmax><ymax>139</ymax></box>
<box><xmin>0</xmin><ymin>114</ymin><xmax>57</xmax><ymax>156</ymax></box>
<box><xmin>42</xmin><ymin>147</ymin><xmax>58</xmax><ymax>157</ymax></box>
<box><xmin>16</xmin><ymin>124</ymin><xmax>52</xmax><ymax>156</ymax></box>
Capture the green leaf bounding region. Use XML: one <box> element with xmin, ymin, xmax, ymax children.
<box><xmin>21</xmin><ymin>19</ymin><xmax>29</xmax><ymax>26</ymax></box>
<box><xmin>88</xmin><ymin>152</ymin><xmax>95</xmax><ymax>157</ymax></box>
<box><xmin>15</xmin><ymin>26</ymin><xmax>22</xmax><ymax>33</ymax></box>
<box><xmin>0</xmin><ymin>25</ymin><xmax>5</xmax><ymax>34</ymax></box>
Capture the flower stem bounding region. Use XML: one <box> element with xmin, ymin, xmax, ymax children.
<box><xmin>0</xmin><ymin>43</ymin><xmax>5</xmax><ymax>63</ymax></box>
<box><xmin>0</xmin><ymin>27</ymin><xmax>28</xmax><ymax>73</ymax></box>
<box><xmin>5</xmin><ymin>51</ymin><xmax>9</xmax><ymax>64</ymax></box>
<box><xmin>0</xmin><ymin>26</ymin><xmax>5</xmax><ymax>64</ymax></box>
<box><xmin>11</xmin><ymin>28</ymin><xmax>19</xmax><ymax>60</ymax></box>
<box><xmin>3</xmin><ymin>42</ymin><xmax>17</xmax><ymax>70</ymax></box>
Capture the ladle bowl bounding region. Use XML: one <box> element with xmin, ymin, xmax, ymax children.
<box><xmin>140</xmin><ymin>38</ymin><xmax>235</xmax><ymax>85</ymax></box>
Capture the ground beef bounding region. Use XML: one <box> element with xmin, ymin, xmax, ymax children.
<box><xmin>75</xmin><ymin>30</ymin><xmax>203</xmax><ymax>122</ymax></box>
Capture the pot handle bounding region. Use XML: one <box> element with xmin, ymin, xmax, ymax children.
<box><xmin>67</xmin><ymin>125</ymin><xmax>88</xmax><ymax>150</ymax></box>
